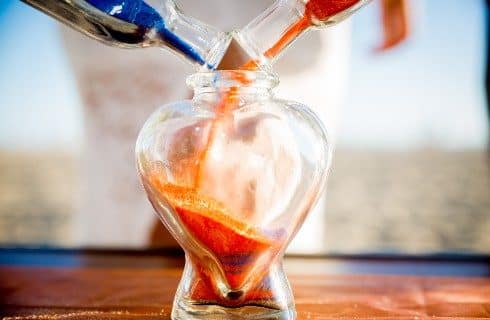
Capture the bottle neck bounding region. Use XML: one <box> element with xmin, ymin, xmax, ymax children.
<box><xmin>193</xmin><ymin>88</ymin><xmax>274</xmax><ymax>107</ymax></box>
<box><xmin>188</xmin><ymin>71</ymin><xmax>277</xmax><ymax>111</ymax></box>
<box><xmin>157</xmin><ymin>5</ymin><xmax>231</xmax><ymax>69</ymax></box>
<box><xmin>233</xmin><ymin>0</ymin><xmax>311</xmax><ymax>70</ymax></box>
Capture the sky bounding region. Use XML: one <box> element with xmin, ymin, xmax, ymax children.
<box><xmin>340</xmin><ymin>0</ymin><xmax>488</xmax><ymax>149</ymax></box>
<box><xmin>0</xmin><ymin>0</ymin><xmax>488</xmax><ymax>151</ymax></box>
<box><xmin>0</xmin><ymin>0</ymin><xmax>82</xmax><ymax>150</ymax></box>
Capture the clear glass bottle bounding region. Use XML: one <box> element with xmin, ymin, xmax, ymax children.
<box><xmin>136</xmin><ymin>70</ymin><xmax>332</xmax><ymax>319</ymax></box>
<box><xmin>22</xmin><ymin>0</ymin><xmax>230</xmax><ymax>69</ymax></box>
<box><xmin>229</xmin><ymin>0</ymin><xmax>372</xmax><ymax>69</ymax></box>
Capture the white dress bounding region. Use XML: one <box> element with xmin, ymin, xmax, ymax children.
<box><xmin>61</xmin><ymin>0</ymin><xmax>351</xmax><ymax>252</ymax></box>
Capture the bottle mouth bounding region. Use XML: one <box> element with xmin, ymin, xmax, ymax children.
<box><xmin>186</xmin><ymin>70</ymin><xmax>279</xmax><ymax>90</ymax></box>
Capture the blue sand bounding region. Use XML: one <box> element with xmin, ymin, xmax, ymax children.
<box><xmin>85</xmin><ymin>0</ymin><xmax>207</xmax><ymax>66</ymax></box>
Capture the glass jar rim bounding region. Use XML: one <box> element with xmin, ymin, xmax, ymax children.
<box><xmin>186</xmin><ymin>70</ymin><xmax>279</xmax><ymax>90</ymax></box>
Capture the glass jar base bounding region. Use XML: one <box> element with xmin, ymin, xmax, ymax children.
<box><xmin>172</xmin><ymin>301</ymin><xmax>296</xmax><ymax>320</ymax></box>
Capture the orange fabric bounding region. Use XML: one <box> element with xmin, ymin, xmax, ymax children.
<box><xmin>378</xmin><ymin>0</ymin><xmax>410</xmax><ymax>51</ymax></box>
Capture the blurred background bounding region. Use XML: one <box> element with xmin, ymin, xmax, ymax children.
<box><xmin>0</xmin><ymin>0</ymin><xmax>488</xmax><ymax>254</ymax></box>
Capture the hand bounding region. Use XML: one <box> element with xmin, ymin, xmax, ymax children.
<box><xmin>377</xmin><ymin>0</ymin><xmax>410</xmax><ymax>51</ymax></box>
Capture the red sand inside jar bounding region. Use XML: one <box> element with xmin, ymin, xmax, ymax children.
<box><xmin>149</xmin><ymin>176</ymin><xmax>284</xmax><ymax>304</ymax></box>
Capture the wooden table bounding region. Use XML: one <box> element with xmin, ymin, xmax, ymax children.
<box><xmin>1</xmin><ymin>249</ymin><xmax>489</xmax><ymax>319</ymax></box>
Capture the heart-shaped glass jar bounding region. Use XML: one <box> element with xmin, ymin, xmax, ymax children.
<box><xmin>136</xmin><ymin>70</ymin><xmax>331</xmax><ymax>320</ymax></box>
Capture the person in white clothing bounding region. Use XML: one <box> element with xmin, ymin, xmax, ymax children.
<box><xmin>62</xmin><ymin>0</ymin><xmax>409</xmax><ymax>251</ymax></box>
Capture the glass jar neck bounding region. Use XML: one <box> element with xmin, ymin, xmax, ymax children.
<box><xmin>187</xmin><ymin>71</ymin><xmax>278</xmax><ymax>109</ymax></box>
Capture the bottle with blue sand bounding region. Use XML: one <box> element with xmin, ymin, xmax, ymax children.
<box><xmin>22</xmin><ymin>0</ymin><xmax>231</xmax><ymax>69</ymax></box>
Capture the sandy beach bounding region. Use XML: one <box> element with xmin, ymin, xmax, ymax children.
<box><xmin>0</xmin><ymin>149</ymin><xmax>488</xmax><ymax>254</ymax></box>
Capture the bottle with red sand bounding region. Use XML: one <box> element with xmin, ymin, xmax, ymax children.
<box><xmin>219</xmin><ymin>0</ymin><xmax>371</xmax><ymax>70</ymax></box>
<box><xmin>136</xmin><ymin>70</ymin><xmax>332</xmax><ymax>319</ymax></box>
